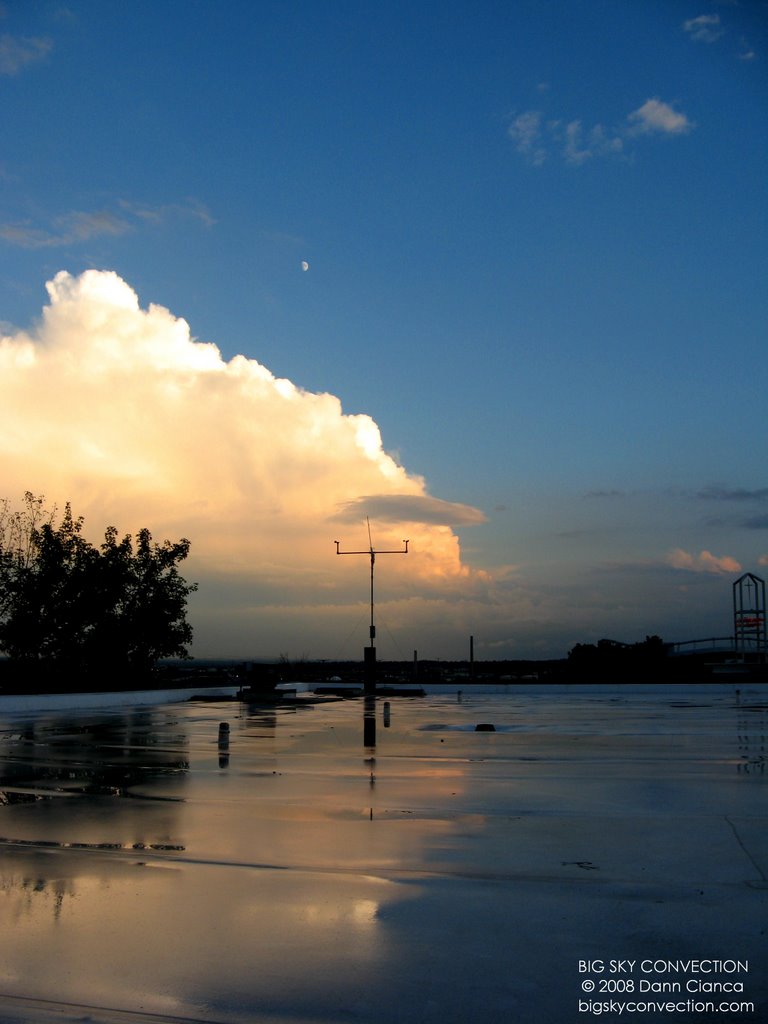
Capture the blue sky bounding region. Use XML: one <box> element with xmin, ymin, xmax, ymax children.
<box><xmin>1</xmin><ymin>0</ymin><xmax>766</xmax><ymax>660</ymax></box>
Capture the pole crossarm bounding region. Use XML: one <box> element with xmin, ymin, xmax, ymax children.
<box><xmin>334</xmin><ymin>543</ymin><xmax>410</xmax><ymax>556</ymax></box>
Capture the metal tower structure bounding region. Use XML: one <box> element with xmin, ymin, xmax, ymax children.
<box><xmin>733</xmin><ymin>572</ymin><xmax>766</xmax><ymax>660</ymax></box>
<box><xmin>335</xmin><ymin>518</ymin><xmax>408</xmax><ymax>692</ymax></box>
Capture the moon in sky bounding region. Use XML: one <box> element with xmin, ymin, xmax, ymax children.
<box><xmin>301</xmin><ymin>261</ymin><xmax>310</xmax><ymax>272</ymax></box>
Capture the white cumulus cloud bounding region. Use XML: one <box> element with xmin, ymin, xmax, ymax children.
<box><xmin>627</xmin><ymin>98</ymin><xmax>693</xmax><ymax>136</ymax></box>
<box><xmin>508</xmin><ymin>97</ymin><xmax>691</xmax><ymax>166</ymax></box>
<box><xmin>0</xmin><ymin>270</ymin><xmax>491</xmax><ymax>658</ymax></box>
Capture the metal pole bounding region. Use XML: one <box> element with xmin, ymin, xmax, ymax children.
<box><xmin>369</xmin><ymin>548</ymin><xmax>375</xmax><ymax>647</ymax></box>
<box><xmin>335</xmin><ymin>518</ymin><xmax>408</xmax><ymax>693</ymax></box>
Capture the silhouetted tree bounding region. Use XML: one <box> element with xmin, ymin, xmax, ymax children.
<box><xmin>0</xmin><ymin>493</ymin><xmax>197</xmax><ymax>683</ymax></box>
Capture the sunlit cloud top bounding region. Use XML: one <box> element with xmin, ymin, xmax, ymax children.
<box><xmin>0</xmin><ymin>270</ymin><xmax>490</xmax><ymax>656</ymax></box>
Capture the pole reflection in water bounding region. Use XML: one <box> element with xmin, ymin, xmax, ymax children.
<box><xmin>363</xmin><ymin>693</ymin><xmax>376</xmax><ymax>749</ymax></box>
<box><xmin>218</xmin><ymin>720</ymin><xmax>230</xmax><ymax>768</ymax></box>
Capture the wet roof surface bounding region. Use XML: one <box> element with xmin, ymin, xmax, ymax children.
<box><xmin>0</xmin><ymin>685</ymin><xmax>766</xmax><ymax>1023</ymax></box>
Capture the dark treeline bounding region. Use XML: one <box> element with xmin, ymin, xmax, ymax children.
<box><xmin>0</xmin><ymin>493</ymin><xmax>196</xmax><ymax>690</ymax></box>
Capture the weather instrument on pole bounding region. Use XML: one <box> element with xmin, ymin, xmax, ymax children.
<box><xmin>335</xmin><ymin>518</ymin><xmax>408</xmax><ymax>692</ymax></box>
<box><xmin>335</xmin><ymin>518</ymin><xmax>409</xmax><ymax>646</ymax></box>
